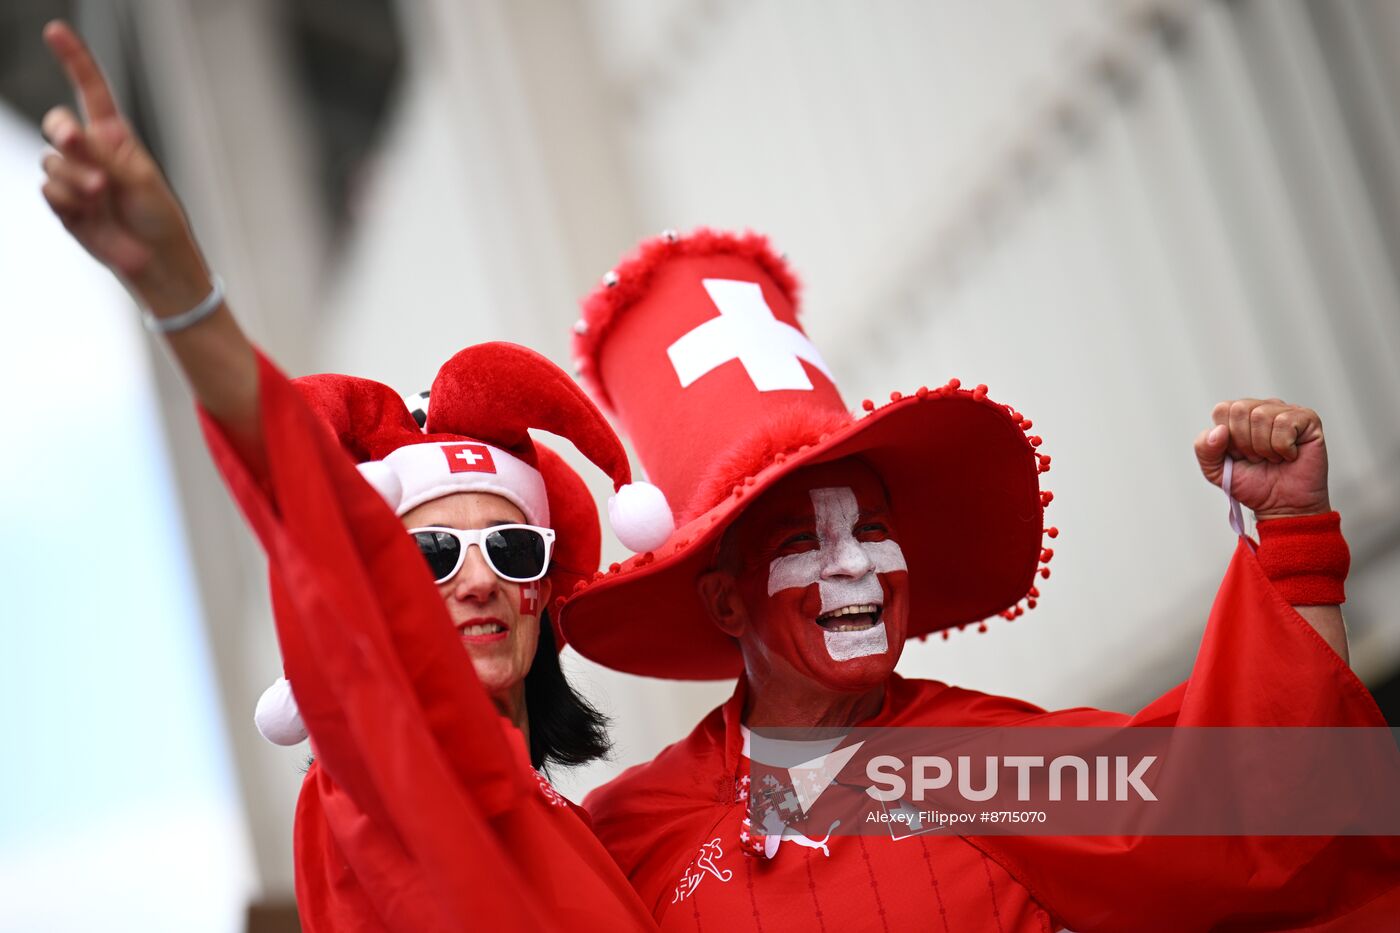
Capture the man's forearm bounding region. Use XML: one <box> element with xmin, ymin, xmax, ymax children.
<box><xmin>1255</xmin><ymin>512</ymin><xmax>1352</xmax><ymax>667</ymax></box>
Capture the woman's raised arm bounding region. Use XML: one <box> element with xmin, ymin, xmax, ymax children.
<box><xmin>39</xmin><ymin>20</ymin><xmax>263</xmax><ymax>469</ymax></box>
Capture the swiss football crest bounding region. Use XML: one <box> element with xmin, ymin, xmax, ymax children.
<box><xmin>442</xmin><ymin>443</ymin><xmax>496</xmax><ymax>474</ymax></box>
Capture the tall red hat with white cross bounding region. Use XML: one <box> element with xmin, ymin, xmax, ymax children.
<box><xmin>558</xmin><ymin>229</ymin><xmax>1057</xmax><ymax>680</ymax></box>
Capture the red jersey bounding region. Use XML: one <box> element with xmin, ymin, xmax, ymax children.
<box><xmin>585</xmin><ymin>540</ymin><xmax>1400</xmax><ymax>932</ymax></box>
<box><xmin>202</xmin><ymin>350</ymin><xmax>655</xmax><ymax>933</ymax></box>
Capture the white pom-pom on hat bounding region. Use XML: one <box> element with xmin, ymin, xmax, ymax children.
<box><xmin>255</xmin><ymin>677</ymin><xmax>307</xmax><ymax>746</ymax></box>
<box><xmin>608</xmin><ymin>481</ymin><xmax>675</xmax><ymax>552</ymax></box>
<box><xmin>356</xmin><ymin>460</ymin><xmax>403</xmax><ymax>512</ymax></box>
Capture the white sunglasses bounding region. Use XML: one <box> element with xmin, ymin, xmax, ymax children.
<box><xmin>407</xmin><ymin>524</ymin><xmax>556</xmax><ymax>584</ymax></box>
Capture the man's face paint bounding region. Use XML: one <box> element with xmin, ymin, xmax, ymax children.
<box><xmin>768</xmin><ymin>487</ymin><xmax>907</xmax><ymax>662</ymax></box>
<box><xmin>725</xmin><ymin>459</ymin><xmax>910</xmax><ymax>693</ymax></box>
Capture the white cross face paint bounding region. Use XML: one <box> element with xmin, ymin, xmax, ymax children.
<box><xmin>824</xmin><ymin>621</ymin><xmax>888</xmax><ymax>662</ymax></box>
<box><xmin>767</xmin><ymin>486</ymin><xmax>907</xmax><ymax>662</ymax></box>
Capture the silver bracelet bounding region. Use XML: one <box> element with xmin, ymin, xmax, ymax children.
<box><xmin>141</xmin><ymin>274</ymin><xmax>225</xmax><ymax>334</ymax></box>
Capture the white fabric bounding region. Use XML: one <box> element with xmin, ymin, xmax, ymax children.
<box><xmin>739</xmin><ymin>724</ymin><xmax>845</xmax><ymax>764</ymax></box>
<box><xmin>357</xmin><ymin>441</ymin><xmax>549</xmax><ymax>524</ymax></box>
<box><xmin>667</xmin><ymin>278</ymin><xmax>833</xmax><ymax>392</ymax></box>
<box><xmin>607</xmin><ymin>481</ymin><xmax>675</xmax><ymax>552</ymax></box>
<box><xmin>254</xmin><ymin>677</ymin><xmax>306</xmax><ymax>746</ymax></box>
<box><xmin>1222</xmin><ymin>456</ymin><xmax>1245</xmax><ymax>538</ymax></box>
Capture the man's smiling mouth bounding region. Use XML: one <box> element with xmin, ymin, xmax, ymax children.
<box><xmin>815</xmin><ymin>603</ymin><xmax>882</xmax><ymax>632</ymax></box>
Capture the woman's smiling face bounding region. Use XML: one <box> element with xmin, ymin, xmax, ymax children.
<box><xmin>400</xmin><ymin>492</ymin><xmax>551</xmax><ymax>697</ymax></box>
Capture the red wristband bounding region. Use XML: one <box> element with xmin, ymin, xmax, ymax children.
<box><xmin>1254</xmin><ymin>511</ymin><xmax>1349</xmax><ymax>606</ymax></box>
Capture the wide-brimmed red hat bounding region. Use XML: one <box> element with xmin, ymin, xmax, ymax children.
<box><xmin>557</xmin><ymin>229</ymin><xmax>1056</xmax><ymax>680</ymax></box>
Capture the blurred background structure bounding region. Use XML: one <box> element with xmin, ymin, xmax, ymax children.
<box><xmin>3</xmin><ymin>0</ymin><xmax>1399</xmax><ymax>930</ymax></box>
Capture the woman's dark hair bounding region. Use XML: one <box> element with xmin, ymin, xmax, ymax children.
<box><xmin>304</xmin><ymin>610</ymin><xmax>609</xmax><ymax>776</ymax></box>
<box><xmin>524</xmin><ymin>610</ymin><xmax>611</xmax><ymax>773</ymax></box>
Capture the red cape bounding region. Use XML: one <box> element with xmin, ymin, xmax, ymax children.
<box><xmin>201</xmin><ymin>350</ymin><xmax>655</xmax><ymax>932</ymax></box>
<box><xmin>585</xmin><ymin>540</ymin><xmax>1400</xmax><ymax>931</ymax></box>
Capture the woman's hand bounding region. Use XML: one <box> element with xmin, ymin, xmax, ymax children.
<box><xmin>39</xmin><ymin>19</ymin><xmax>212</xmax><ymax>316</ymax></box>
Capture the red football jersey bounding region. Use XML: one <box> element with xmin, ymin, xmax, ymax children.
<box><xmin>585</xmin><ymin>544</ymin><xmax>1400</xmax><ymax>932</ymax></box>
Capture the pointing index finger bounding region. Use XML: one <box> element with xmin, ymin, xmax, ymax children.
<box><xmin>43</xmin><ymin>20</ymin><xmax>120</xmax><ymax>124</ymax></box>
